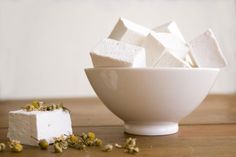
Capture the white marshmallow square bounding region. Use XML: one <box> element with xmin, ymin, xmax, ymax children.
<box><xmin>154</xmin><ymin>50</ymin><xmax>190</xmax><ymax>68</ymax></box>
<box><xmin>7</xmin><ymin>109</ymin><xmax>73</xmax><ymax>146</ymax></box>
<box><xmin>90</xmin><ymin>38</ymin><xmax>146</xmax><ymax>67</ymax></box>
<box><xmin>109</xmin><ymin>18</ymin><xmax>150</xmax><ymax>46</ymax></box>
<box><xmin>153</xmin><ymin>21</ymin><xmax>186</xmax><ymax>43</ymax></box>
<box><xmin>142</xmin><ymin>32</ymin><xmax>189</xmax><ymax>66</ymax></box>
<box><xmin>189</xmin><ymin>29</ymin><xmax>228</xmax><ymax>68</ymax></box>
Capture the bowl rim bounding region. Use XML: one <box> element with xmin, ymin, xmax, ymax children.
<box><xmin>85</xmin><ymin>67</ymin><xmax>220</xmax><ymax>72</ymax></box>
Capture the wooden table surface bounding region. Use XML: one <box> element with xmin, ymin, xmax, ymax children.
<box><xmin>0</xmin><ymin>94</ymin><xmax>236</xmax><ymax>157</ymax></box>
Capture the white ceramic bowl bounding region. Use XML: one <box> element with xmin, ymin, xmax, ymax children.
<box><xmin>85</xmin><ymin>68</ymin><xmax>219</xmax><ymax>135</ymax></box>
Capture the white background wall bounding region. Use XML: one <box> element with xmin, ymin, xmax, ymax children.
<box><xmin>0</xmin><ymin>0</ymin><xmax>235</xmax><ymax>100</ymax></box>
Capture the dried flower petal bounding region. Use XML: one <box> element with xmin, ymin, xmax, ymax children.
<box><xmin>39</xmin><ymin>139</ymin><xmax>49</xmax><ymax>150</ymax></box>
<box><xmin>114</xmin><ymin>143</ymin><xmax>122</xmax><ymax>149</ymax></box>
<box><xmin>54</xmin><ymin>142</ymin><xmax>63</xmax><ymax>153</ymax></box>
<box><xmin>102</xmin><ymin>144</ymin><xmax>113</xmax><ymax>152</ymax></box>
<box><xmin>0</xmin><ymin>143</ymin><xmax>6</xmax><ymax>152</ymax></box>
<box><xmin>125</xmin><ymin>146</ymin><xmax>139</xmax><ymax>154</ymax></box>
<box><xmin>124</xmin><ymin>137</ymin><xmax>136</xmax><ymax>148</ymax></box>
<box><xmin>94</xmin><ymin>138</ymin><xmax>103</xmax><ymax>146</ymax></box>
<box><xmin>8</xmin><ymin>140</ymin><xmax>23</xmax><ymax>153</ymax></box>
<box><xmin>22</xmin><ymin>101</ymin><xmax>70</xmax><ymax>112</ymax></box>
<box><xmin>87</xmin><ymin>132</ymin><xmax>96</xmax><ymax>140</ymax></box>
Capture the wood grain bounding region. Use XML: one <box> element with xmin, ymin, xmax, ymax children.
<box><xmin>1</xmin><ymin>95</ymin><xmax>236</xmax><ymax>128</ymax></box>
<box><xmin>0</xmin><ymin>95</ymin><xmax>236</xmax><ymax>156</ymax></box>
<box><xmin>1</xmin><ymin>125</ymin><xmax>236</xmax><ymax>157</ymax></box>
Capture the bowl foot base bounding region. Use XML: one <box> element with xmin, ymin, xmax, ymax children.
<box><xmin>124</xmin><ymin>122</ymin><xmax>178</xmax><ymax>135</ymax></box>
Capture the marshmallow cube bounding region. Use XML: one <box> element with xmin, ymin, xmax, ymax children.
<box><xmin>189</xmin><ymin>29</ymin><xmax>228</xmax><ymax>68</ymax></box>
<box><xmin>109</xmin><ymin>18</ymin><xmax>150</xmax><ymax>46</ymax></box>
<box><xmin>7</xmin><ymin>109</ymin><xmax>73</xmax><ymax>146</ymax></box>
<box><xmin>90</xmin><ymin>38</ymin><xmax>146</xmax><ymax>68</ymax></box>
<box><xmin>153</xmin><ymin>21</ymin><xmax>186</xmax><ymax>43</ymax></box>
<box><xmin>154</xmin><ymin>50</ymin><xmax>190</xmax><ymax>68</ymax></box>
<box><xmin>142</xmin><ymin>32</ymin><xmax>189</xmax><ymax>66</ymax></box>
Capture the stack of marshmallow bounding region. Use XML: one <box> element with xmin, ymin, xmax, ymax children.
<box><xmin>90</xmin><ymin>18</ymin><xmax>227</xmax><ymax>68</ymax></box>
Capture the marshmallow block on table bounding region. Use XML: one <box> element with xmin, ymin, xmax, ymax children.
<box><xmin>109</xmin><ymin>18</ymin><xmax>150</xmax><ymax>46</ymax></box>
<box><xmin>189</xmin><ymin>29</ymin><xmax>228</xmax><ymax>68</ymax></box>
<box><xmin>7</xmin><ymin>109</ymin><xmax>72</xmax><ymax>146</ymax></box>
<box><xmin>154</xmin><ymin>49</ymin><xmax>190</xmax><ymax>68</ymax></box>
<box><xmin>153</xmin><ymin>21</ymin><xmax>186</xmax><ymax>43</ymax></box>
<box><xmin>90</xmin><ymin>38</ymin><xmax>146</xmax><ymax>67</ymax></box>
<box><xmin>142</xmin><ymin>32</ymin><xmax>189</xmax><ymax>66</ymax></box>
